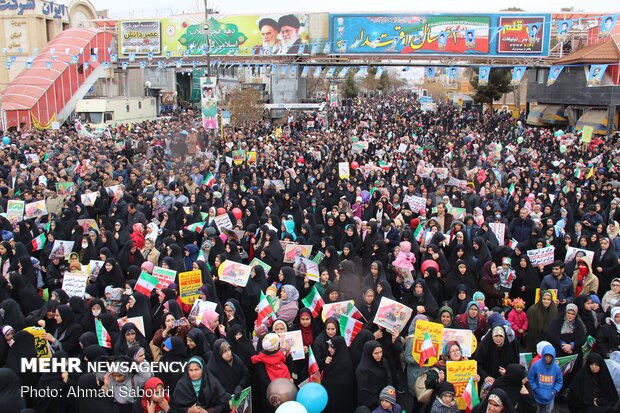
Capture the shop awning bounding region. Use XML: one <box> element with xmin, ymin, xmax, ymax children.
<box><xmin>577</xmin><ymin>109</ymin><xmax>608</xmax><ymax>135</ymax></box>
<box><xmin>526</xmin><ymin>105</ymin><xmax>547</xmax><ymax>126</ymax></box>
<box><xmin>541</xmin><ymin>105</ymin><xmax>568</xmax><ymax>125</ymax></box>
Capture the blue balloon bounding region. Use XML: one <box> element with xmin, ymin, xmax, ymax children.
<box><xmin>296</xmin><ymin>383</ymin><xmax>327</xmax><ymax>413</ymax></box>
<box><xmin>361</xmin><ymin>190</ymin><xmax>370</xmax><ymax>203</ymax></box>
<box><xmin>2</xmin><ymin>136</ymin><xmax>9</xmax><ymax>145</ymax></box>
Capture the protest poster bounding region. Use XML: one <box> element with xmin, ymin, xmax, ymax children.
<box><xmin>7</xmin><ymin>199</ymin><xmax>24</xmax><ymax>224</ymax></box>
<box><xmin>312</xmin><ymin>251</ymin><xmax>325</xmax><ymax>264</ymax></box>
<box><xmin>278</xmin><ymin>330</ymin><xmax>305</xmax><ymax>360</ymax></box>
<box><xmin>489</xmin><ymin>222</ymin><xmax>506</xmax><ymax>245</ymax></box>
<box><xmin>218</xmin><ymin>260</ymin><xmax>252</xmax><ymax>287</ymax></box>
<box><xmin>448</xmin><ymin>207</ymin><xmax>466</xmax><ymax>220</ymax></box>
<box><xmin>232</xmin><ymin>149</ymin><xmax>246</xmax><ymax>165</ymax></box>
<box><xmin>338</xmin><ymin>162</ymin><xmax>350</xmax><ymax>180</ymax></box>
<box><xmin>250</xmin><ymin>258</ymin><xmax>272</xmax><ymax>275</ymax></box>
<box><xmin>403</xmin><ymin>195</ymin><xmax>426</xmax><ymax>213</ymax></box>
<box><xmin>447</xmin><ymin>360</ymin><xmax>478</xmax><ymax>410</ymax></box>
<box><xmin>294</xmin><ymin>256</ymin><xmax>320</xmax><ymax>282</ymax></box>
<box><xmin>264</xmin><ymin>179</ymin><xmax>285</xmax><ymax>191</ymax></box>
<box><xmin>77</xmin><ymin>219</ymin><xmax>99</xmax><ymax>233</ymax></box>
<box><xmin>87</xmin><ymin>260</ymin><xmax>104</xmax><ymax>282</ymax></box>
<box><xmin>374</xmin><ymin>297</ymin><xmax>413</xmax><ymax>334</ymax></box>
<box><xmin>446</xmin><ymin>177</ymin><xmax>468</xmax><ymax>190</ymax></box>
<box><xmin>214</xmin><ymin>213</ymin><xmax>233</xmax><ymax>231</ymax></box>
<box><xmin>24</xmin><ymin>200</ymin><xmax>47</xmax><ymax>219</ymax></box>
<box><xmin>49</xmin><ymin>240</ymin><xmax>75</xmax><ymax>259</ymax></box>
<box><xmin>322</xmin><ymin>300</ymin><xmax>354</xmax><ymax>321</ymax></box>
<box><xmin>412</xmin><ymin>319</ymin><xmax>444</xmax><ymax>366</ymax></box>
<box><xmin>564</xmin><ymin>246</ymin><xmax>594</xmax><ymax>266</ymax></box>
<box><xmin>188</xmin><ymin>299</ymin><xmax>218</xmax><ymax>325</ymax></box>
<box><xmin>178</xmin><ymin>270</ymin><xmax>203</xmax><ymax>304</ymax></box>
<box><xmin>246</xmin><ymin>152</ymin><xmax>257</xmax><ymax>166</ymax></box>
<box><xmin>556</xmin><ymin>354</ymin><xmax>579</xmax><ymax>375</ymax></box>
<box><xmin>527</xmin><ymin>246</ymin><xmax>555</xmax><ymax>266</ymax></box>
<box><xmin>55</xmin><ymin>182</ymin><xmax>76</xmax><ymax>196</ymax></box>
<box><xmin>394</xmin><ymin>266</ymin><xmax>414</xmax><ymax>289</ymax></box>
<box><xmin>23</xmin><ymin>326</ymin><xmax>52</xmax><ymax>358</ymax></box>
<box><xmin>118</xmin><ymin>316</ymin><xmax>146</xmax><ymax>337</ymax></box>
<box><xmin>442</xmin><ymin>328</ymin><xmax>477</xmax><ymax>357</ymax></box>
<box><xmin>284</xmin><ymin>244</ymin><xmax>313</xmax><ymax>263</ymax></box>
<box><xmin>534</xmin><ymin>288</ymin><xmax>558</xmax><ymax>303</ymax></box>
<box><xmin>152</xmin><ymin>266</ymin><xmax>177</xmax><ymax>289</ymax></box>
<box><xmin>397</xmin><ymin>143</ymin><xmax>408</xmax><ymax>153</ymax></box>
<box><xmin>62</xmin><ymin>272</ymin><xmax>88</xmax><ymax>297</ymax></box>
<box><xmin>519</xmin><ymin>352</ymin><xmax>534</xmax><ymax>371</ymax></box>
<box><xmin>434</xmin><ymin>168</ymin><xmax>449</xmax><ymax>179</ymax></box>
<box><xmin>231</xmin><ymin>386</ymin><xmax>252</xmax><ymax>413</ymax></box>
<box><xmin>80</xmin><ymin>192</ymin><xmax>98</xmax><ymax>207</ymax></box>
<box><xmin>105</xmin><ymin>185</ymin><xmax>119</xmax><ymax>196</ymax></box>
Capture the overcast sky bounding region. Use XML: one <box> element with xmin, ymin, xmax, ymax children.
<box><xmin>92</xmin><ymin>0</ymin><xmax>616</xmax><ymax>19</ymax></box>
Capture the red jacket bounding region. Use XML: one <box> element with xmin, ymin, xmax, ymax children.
<box><xmin>507</xmin><ymin>309</ymin><xmax>528</xmax><ymax>336</ymax></box>
<box><xmin>251</xmin><ymin>351</ymin><xmax>290</xmax><ymax>381</ymax></box>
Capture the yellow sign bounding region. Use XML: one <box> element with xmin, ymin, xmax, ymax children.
<box><xmin>24</xmin><ymin>326</ymin><xmax>52</xmax><ymax>358</ymax></box>
<box><xmin>178</xmin><ymin>270</ymin><xmax>202</xmax><ymax>304</ymax></box>
<box><xmin>581</xmin><ymin>125</ymin><xmax>593</xmax><ymax>143</ymax></box>
<box><xmin>447</xmin><ymin>360</ymin><xmax>478</xmax><ymax>410</ymax></box>
<box><xmin>412</xmin><ymin>320</ymin><xmax>444</xmax><ymax>366</ymax></box>
<box><xmin>534</xmin><ymin>288</ymin><xmax>558</xmax><ymax>303</ymax></box>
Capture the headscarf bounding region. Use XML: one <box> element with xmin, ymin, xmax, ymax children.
<box><xmin>280</xmin><ymin>284</ymin><xmax>299</xmax><ymax>305</ymax></box>
<box><xmin>140</xmin><ymin>377</ymin><xmax>170</xmax><ymax>412</ymax></box>
<box><xmin>200</xmin><ymin>310</ymin><xmax>219</xmax><ymax>333</ymax></box>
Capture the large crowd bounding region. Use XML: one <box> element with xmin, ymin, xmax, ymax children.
<box><xmin>1</xmin><ymin>91</ymin><xmax>620</xmax><ymax>413</ymax></box>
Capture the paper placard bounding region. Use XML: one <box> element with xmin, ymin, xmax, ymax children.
<box><xmin>62</xmin><ymin>272</ymin><xmax>88</xmax><ymax>297</ymax></box>
<box><xmin>403</xmin><ymin>195</ymin><xmax>426</xmax><ymax>213</ymax></box>
<box><xmin>284</xmin><ymin>244</ymin><xmax>313</xmax><ymax>263</ymax></box>
<box><xmin>322</xmin><ymin>300</ymin><xmax>354</xmax><ymax>322</ymax></box>
<box><xmin>87</xmin><ymin>260</ymin><xmax>104</xmax><ymax>282</ymax></box>
<box><xmin>105</xmin><ymin>185</ymin><xmax>119</xmax><ymax>196</ymax></box>
<box><xmin>49</xmin><ymin>240</ymin><xmax>75</xmax><ymax>259</ymax></box>
<box><xmin>374</xmin><ymin>296</ymin><xmax>413</xmax><ymax>334</ymax></box>
<box><xmin>77</xmin><ymin>219</ymin><xmax>99</xmax><ymax>233</ymax></box>
<box><xmin>447</xmin><ymin>360</ymin><xmax>478</xmax><ymax>410</ymax></box>
<box><xmin>412</xmin><ymin>319</ymin><xmax>444</xmax><ymax>365</ymax></box>
<box><xmin>214</xmin><ymin>213</ymin><xmax>233</xmax><ymax>232</ymax></box>
<box><xmin>442</xmin><ymin>328</ymin><xmax>477</xmax><ymax>357</ymax></box>
<box><xmin>526</xmin><ymin>246</ymin><xmax>555</xmax><ymax>266</ymax></box>
<box><xmin>338</xmin><ymin>162</ymin><xmax>350</xmax><ymax>180</ymax></box>
<box><xmin>489</xmin><ymin>222</ymin><xmax>506</xmax><ymax>245</ymax></box>
<box><xmin>217</xmin><ymin>260</ymin><xmax>252</xmax><ymax>287</ymax></box>
<box><xmin>23</xmin><ymin>326</ymin><xmax>52</xmax><ymax>358</ymax></box>
<box><xmin>178</xmin><ymin>270</ymin><xmax>203</xmax><ymax>304</ymax></box>
<box><xmin>152</xmin><ymin>266</ymin><xmax>177</xmax><ymax>289</ymax></box>
<box><xmin>278</xmin><ymin>330</ymin><xmax>305</xmax><ymax>360</ymax></box>
<box><xmin>564</xmin><ymin>246</ymin><xmax>595</xmax><ymax>266</ymax></box>
<box><xmin>55</xmin><ymin>182</ymin><xmax>76</xmax><ymax>196</ymax></box>
<box><xmin>118</xmin><ymin>316</ymin><xmax>146</xmax><ymax>337</ymax></box>
<box><xmin>250</xmin><ymin>258</ymin><xmax>272</xmax><ymax>275</ymax></box>
<box><xmin>7</xmin><ymin>200</ymin><xmax>24</xmax><ymax>224</ymax></box>
<box><xmin>294</xmin><ymin>257</ymin><xmax>320</xmax><ymax>282</ymax></box>
<box><xmin>24</xmin><ymin>200</ymin><xmax>48</xmax><ymax>219</ymax></box>
<box><xmin>189</xmin><ymin>299</ymin><xmax>218</xmax><ymax>325</ymax></box>
<box><xmin>80</xmin><ymin>192</ymin><xmax>99</xmax><ymax>207</ymax></box>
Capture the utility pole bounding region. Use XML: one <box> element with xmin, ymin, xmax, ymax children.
<box><xmin>203</xmin><ymin>0</ymin><xmax>210</xmax><ymax>76</ymax></box>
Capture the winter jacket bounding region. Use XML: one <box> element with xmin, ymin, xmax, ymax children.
<box><xmin>540</xmin><ymin>274</ymin><xmax>575</xmax><ymax>304</ymax></box>
<box><xmin>507</xmin><ymin>309</ymin><xmax>528</xmax><ymax>336</ymax></box>
<box><xmin>509</xmin><ymin>217</ymin><xmax>535</xmax><ymax>243</ymax></box>
<box><xmin>527</xmin><ymin>345</ymin><xmax>563</xmax><ymax>405</ymax></box>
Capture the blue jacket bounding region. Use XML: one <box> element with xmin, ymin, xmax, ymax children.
<box><xmin>540</xmin><ymin>274</ymin><xmax>574</xmax><ymax>303</ymax></box>
<box><xmin>527</xmin><ymin>345</ymin><xmax>563</xmax><ymax>405</ymax></box>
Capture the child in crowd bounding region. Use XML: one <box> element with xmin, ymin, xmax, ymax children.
<box><xmin>372</xmin><ymin>385</ymin><xmax>403</xmax><ymax>413</ymax></box>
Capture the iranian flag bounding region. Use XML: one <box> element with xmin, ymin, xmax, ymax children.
<box><xmin>462</xmin><ymin>377</ymin><xmax>480</xmax><ymax>413</ymax></box>
<box><xmin>135</xmin><ymin>271</ymin><xmax>159</xmax><ymax>296</ymax></box>
<box><xmin>419</xmin><ymin>330</ymin><xmax>437</xmax><ymax>366</ymax></box>
<box><xmin>301</xmin><ymin>287</ymin><xmax>324</xmax><ymax>318</ymax></box>
<box><xmin>414</xmin><ymin>225</ymin><xmax>425</xmax><ymax>243</ymax></box>
<box><xmin>339</xmin><ymin>314</ymin><xmax>363</xmax><ymax>346</ymax></box>
<box><xmin>345</xmin><ymin>302</ymin><xmax>363</xmax><ymax>320</ymax></box>
<box><xmin>508</xmin><ymin>238</ymin><xmax>518</xmax><ymax>250</ymax></box>
<box><xmin>255</xmin><ymin>291</ymin><xmax>277</xmax><ymax>328</ymax></box>
<box><xmin>31</xmin><ymin>233</ymin><xmax>46</xmax><ymax>251</ymax></box>
<box><xmin>575</xmin><ymin>168</ymin><xmax>584</xmax><ymax>179</ymax></box>
<box><xmin>508</xmin><ymin>183</ymin><xmax>517</xmax><ymax>198</ymax></box>
<box><xmin>95</xmin><ymin>318</ymin><xmax>112</xmax><ymax>348</ymax></box>
<box><xmin>185</xmin><ymin>221</ymin><xmax>206</xmax><ymax>233</ymax></box>
<box><xmin>308</xmin><ymin>346</ymin><xmax>321</xmax><ymax>383</ymax></box>
<box><xmin>378</xmin><ymin>161</ymin><xmax>391</xmax><ymax>171</ymax></box>
<box><xmin>203</xmin><ymin>172</ymin><xmax>216</xmax><ymax>187</ymax></box>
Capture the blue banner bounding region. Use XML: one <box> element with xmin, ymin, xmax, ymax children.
<box><xmin>547</xmin><ymin>65</ymin><xmax>564</xmax><ymax>86</ymax></box>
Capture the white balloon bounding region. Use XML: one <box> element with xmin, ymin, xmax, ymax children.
<box><xmin>552</xmin><ymin>161</ymin><xmax>560</xmax><ymax>167</ymax></box>
<box><xmin>276</xmin><ymin>401</ymin><xmax>308</xmax><ymax>413</ymax></box>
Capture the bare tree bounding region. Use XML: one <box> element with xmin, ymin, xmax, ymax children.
<box><xmin>224</xmin><ymin>88</ymin><xmax>263</xmax><ymax>128</ymax></box>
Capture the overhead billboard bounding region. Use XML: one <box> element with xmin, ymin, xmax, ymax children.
<box><xmin>118</xmin><ymin>13</ymin><xmax>328</xmax><ymax>57</ymax></box>
<box><xmin>328</xmin><ymin>13</ymin><xmax>550</xmax><ymax>56</ymax></box>
<box><xmin>330</xmin><ymin>14</ymin><xmax>491</xmax><ymax>55</ymax></box>
<box><xmin>495</xmin><ymin>15</ymin><xmax>548</xmax><ymax>54</ymax></box>
<box><xmin>119</xmin><ymin>21</ymin><xmax>162</xmax><ymax>54</ymax></box>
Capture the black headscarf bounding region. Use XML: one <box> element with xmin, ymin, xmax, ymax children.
<box><xmin>568</xmin><ymin>352</ymin><xmax>618</xmax><ymax>411</ymax></box>
<box><xmin>355</xmin><ymin>340</ymin><xmax>392</xmax><ymax>409</ymax></box>
<box><xmin>0</xmin><ymin>368</ymin><xmax>26</xmax><ymax>413</ymax></box>
<box><xmin>321</xmin><ymin>335</ymin><xmax>355</xmax><ymax>412</ymax></box>
<box><xmin>75</xmin><ymin>373</ymin><xmax>114</xmax><ymax>413</ymax></box>
<box><xmin>206</xmin><ymin>339</ymin><xmax>250</xmax><ymax>396</ymax></box>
